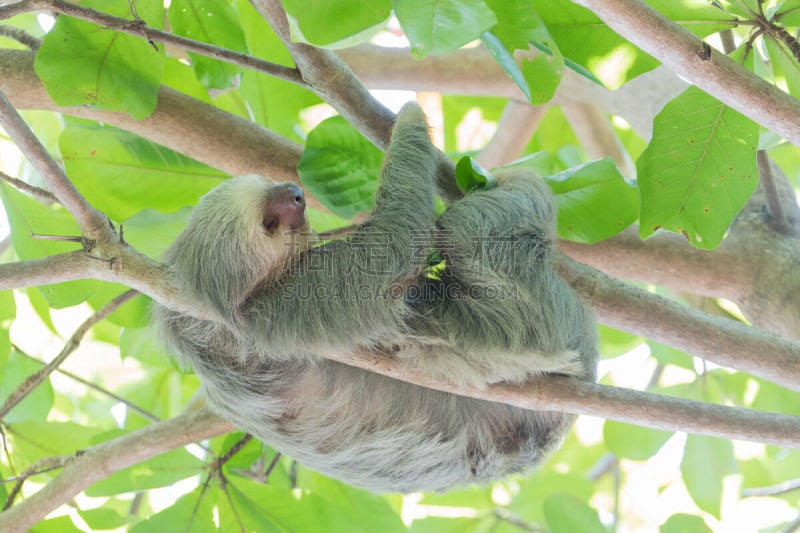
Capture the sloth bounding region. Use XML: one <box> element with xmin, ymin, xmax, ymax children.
<box><xmin>153</xmin><ymin>103</ymin><xmax>597</xmax><ymax>493</ymax></box>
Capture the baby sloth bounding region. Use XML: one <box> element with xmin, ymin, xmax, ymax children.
<box><xmin>154</xmin><ymin>103</ymin><xmax>597</xmax><ymax>493</ymax></box>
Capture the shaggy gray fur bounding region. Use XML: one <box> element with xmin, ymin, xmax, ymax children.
<box><xmin>153</xmin><ymin>103</ymin><xmax>597</xmax><ymax>493</ymax></box>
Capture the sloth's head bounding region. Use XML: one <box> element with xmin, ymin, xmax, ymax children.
<box><xmin>165</xmin><ymin>175</ymin><xmax>311</xmax><ymax>322</ymax></box>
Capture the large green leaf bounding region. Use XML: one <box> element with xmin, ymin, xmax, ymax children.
<box><xmin>637</xmin><ymin>86</ymin><xmax>758</xmax><ymax>249</ymax></box>
<box><xmin>283</xmin><ymin>0</ymin><xmax>391</xmax><ymax>47</ymax></box>
<box><xmin>394</xmin><ymin>0</ymin><xmax>497</xmax><ymax>58</ymax></box>
<box><xmin>168</xmin><ymin>0</ymin><xmax>247</xmax><ymax>89</ymax></box>
<box><xmin>680</xmin><ymin>435</ymin><xmax>737</xmax><ymax>518</ymax></box>
<box><xmin>298</xmin><ymin>116</ymin><xmax>383</xmax><ymax>218</ymax></box>
<box><xmin>60</xmin><ymin>125</ymin><xmax>226</xmax><ymax>221</ymax></box>
<box><xmin>544</xmin><ymin>158</ymin><xmax>639</xmax><ymax>243</ymax></box>
<box><xmin>33</xmin><ymin>0</ymin><xmax>164</xmax><ymax>120</ymax></box>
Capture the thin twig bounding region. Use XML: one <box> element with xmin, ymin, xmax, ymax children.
<box><xmin>0</xmin><ymin>171</ymin><xmax>57</xmax><ymax>203</ymax></box>
<box><xmin>2</xmin><ymin>455</ymin><xmax>67</xmax><ymax>510</ymax></box>
<box><xmin>743</xmin><ymin>478</ymin><xmax>800</xmax><ymax>498</ymax></box>
<box><xmin>0</xmin><ymin>290</ymin><xmax>139</xmax><ymax>420</ymax></box>
<box><xmin>1</xmin><ymin>0</ymin><xmax>306</xmax><ymax>87</ymax></box>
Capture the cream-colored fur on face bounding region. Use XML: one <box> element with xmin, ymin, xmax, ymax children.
<box><xmin>153</xmin><ymin>103</ymin><xmax>597</xmax><ymax>494</ymax></box>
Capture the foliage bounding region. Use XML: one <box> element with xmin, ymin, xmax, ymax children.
<box><xmin>1</xmin><ymin>0</ymin><xmax>799</xmax><ymax>531</ymax></box>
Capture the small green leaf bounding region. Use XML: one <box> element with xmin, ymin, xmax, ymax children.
<box><xmin>395</xmin><ymin>0</ymin><xmax>497</xmax><ymax>58</ymax></box>
<box><xmin>637</xmin><ymin>86</ymin><xmax>758</xmax><ymax>249</ymax></box>
<box><xmin>543</xmin><ymin>494</ymin><xmax>606</xmax><ymax>533</ymax></box>
<box><xmin>455</xmin><ymin>156</ymin><xmax>494</xmax><ymax>192</ymax></box>
<box><xmin>544</xmin><ymin>158</ymin><xmax>638</xmax><ymax>243</ymax></box>
<box><xmin>680</xmin><ymin>435</ymin><xmax>738</xmax><ymax>518</ymax></box>
<box><xmin>282</xmin><ymin>0</ymin><xmax>391</xmax><ymax>47</ymax></box>
<box><xmin>298</xmin><ymin>116</ymin><xmax>384</xmax><ymax>219</ymax></box>
<box><xmin>34</xmin><ymin>0</ymin><xmax>164</xmax><ymax>120</ymax></box>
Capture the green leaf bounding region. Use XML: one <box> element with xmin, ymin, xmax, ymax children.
<box><xmin>282</xmin><ymin>0</ymin><xmax>391</xmax><ymax>47</ymax></box>
<box><xmin>60</xmin><ymin>125</ymin><xmax>226</xmax><ymax>221</ymax></box>
<box><xmin>87</xmin><ymin>446</ymin><xmax>204</xmax><ymax>496</ymax></box>
<box><xmin>680</xmin><ymin>435</ymin><xmax>737</xmax><ymax>518</ymax></box>
<box><xmin>543</xmin><ymin>493</ymin><xmax>606</xmax><ymax>533</ymax></box>
<box><xmin>637</xmin><ymin>86</ymin><xmax>759</xmax><ymax>249</ymax></box>
<box><xmin>765</xmin><ymin>34</ymin><xmax>800</xmax><ymax>97</ymax></box>
<box><xmin>129</xmin><ymin>487</ymin><xmax>217</xmax><ymax>533</ymax></box>
<box><xmin>0</xmin><ymin>290</ymin><xmax>15</xmax><ymax>322</ymax></box>
<box><xmin>455</xmin><ymin>156</ymin><xmax>494</xmax><ymax>192</ymax></box>
<box><xmin>534</xmin><ymin>0</ymin><xmax>656</xmax><ymax>89</ymax></box>
<box><xmin>498</xmin><ymin>151</ymin><xmax>557</xmax><ymax>175</ymax></box>
<box><xmin>485</xmin><ymin>0</ymin><xmax>565</xmax><ymax>103</ymax></box>
<box><xmin>394</xmin><ymin>0</ymin><xmax>497</xmax><ymax>58</ymax></box>
<box><xmin>544</xmin><ymin>158</ymin><xmax>638</xmax><ymax>243</ymax></box>
<box><xmin>0</xmin><ymin>351</ymin><xmax>54</xmax><ymax>423</ymax></box>
<box><xmin>30</xmin><ymin>515</ymin><xmax>82</xmax><ymax>533</ymax></box>
<box><xmin>777</xmin><ymin>0</ymin><xmax>800</xmax><ymax>24</ymax></box>
<box><xmin>33</xmin><ymin>0</ymin><xmax>164</xmax><ymax>120</ymax></box>
<box><xmin>604</xmin><ymin>420</ymin><xmax>673</xmax><ymax>460</ymax></box>
<box><xmin>298</xmin><ymin>116</ymin><xmax>384</xmax><ymax>218</ymax></box>
<box><xmin>481</xmin><ymin>31</ymin><xmax>530</xmax><ymax>100</ymax></box>
<box><xmin>168</xmin><ymin>0</ymin><xmax>247</xmax><ymax>89</ymax></box>
<box><xmin>661</xmin><ymin>513</ymin><xmax>712</xmax><ymax>533</ymax></box>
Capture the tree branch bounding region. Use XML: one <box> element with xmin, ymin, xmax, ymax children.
<box><xmin>561</xmin><ymin>102</ymin><xmax>635</xmax><ymax>178</ymax></box>
<box><xmin>0</xmin><ymin>50</ymin><xmax>304</xmax><ymax>184</ymax></box>
<box><xmin>557</xmin><ymin>254</ymin><xmax>800</xmax><ymax>392</ymax></box>
<box><xmin>0</xmin><ymin>290</ymin><xmax>138</xmax><ymax>420</ymax></box>
<box><xmin>320</xmin><ymin>349</ymin><xmax>800</xmax><ymax>448</ymax></box>
<box><xmin>0</xmin><ymin>408</ymin><xmax>235</xmax><ymax>533</ymax></box>
<box><xmin>0</xmin><ymin>88</ymin><xmax>109</xmax><ymax>236</ymax></box>
<box><xmin>476</xmin><ymin>101</ymin><xmax>547</xmax><ymax>168</ymax></box>
<box><xmin>0</xmin><ymin>0</ymin><xmax>306</xmax><ymax>87</ymax></box>
<box><xmin>572</xmin><ymin>0</ymin><xmax>800</xmax><ymax>144</ymax></box>
<box><xmin>252</xmin><ymin>0</ymin><xmax>461</xmax><ymax>201</ymax></box>
<box><xmin>558</xmin><ymin>227</ymin><xmax>752</xmax><ymax>300</ymax></box>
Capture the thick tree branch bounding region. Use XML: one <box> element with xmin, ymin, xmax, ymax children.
<box><xmin>558</xmin><ymin>254</ymin><xmax>800</xmax><ymax>392</ymax></box>
<box><xmin>338</xmin><ymin>46</ymin><xmax>688</xmax><ymax>139</ymax></box>
<box><xmin>572</xmin><ymin>0</ymin><xmax>800</xmax><ymax>144</ymax></box>
<box><xmin>562</xmin><ymin>102</ymin><xmax>635</xmax><ymax>178</ymax></box>
<box><xmin>0</xmin><ymin>50</ymin><xmax>303</xmax><ymax>183</ymax></box>
<box><xmin>559</xmin><ymin>227</ymin><xmax>752</xmax><ymax>300</ymax></box>
<box><xmin>0</xmin><ymin>408</ymin><xmax>235</xmax><ymax>533</ymax></box>
<box><xmin>476</xmin><ymin>101</ymin><xmax>547</xmax><ymax>168</ymax></box>
<box><xmin>321</xmin><ymin>350</ymin><xmax>800</xmax><ymax>448</ymax></box>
